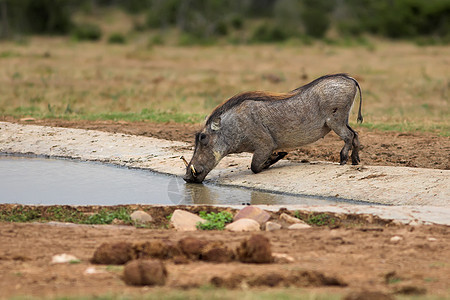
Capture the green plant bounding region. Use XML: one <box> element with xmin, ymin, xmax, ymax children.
<box><xmin>196</xmin><ymin>211</ymin><xmax>233</xmax><ymax>230</ymax></box>
<box><xmin>72</xmin><ymin>23</ymin><xmax>102</xmax><ymax>41</ymax></box>
<box><xmin>107</xmin><ymin>33</ymin><xmax>126</xmax><ymax>44</ymax></box>
<box><xmin>251</xmin><ymin>23</ymin><xmax>289</xmax><ymax>43</ymax></box>
<box><xmin>83</xmin><ymin>208</ymin><xmax>132</xmax><ymax>225</ymax></box>
<box><xmin>306</xmin><ymin>213</ymin><xmax>335</xmax><ymax>226</ymax></box>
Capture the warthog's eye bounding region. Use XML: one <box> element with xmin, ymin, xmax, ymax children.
<box><xmin>199</xmin><ymin>133</ymin><xmax>209</xmax><ymax>145</ymax></box>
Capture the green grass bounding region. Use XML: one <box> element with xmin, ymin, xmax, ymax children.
<box><xmin>9</xmin><ymin>288</ymin><xmax>449</xmax><ymax>300</ymax></box>
<box><xmin>196</xmin><ymin>211</ymin><xmax>233</xmax><ymax>230</ymax></box>
<box><xmin>0</xmin><ymin>205</ymin><xmax>133</xmax><ymax>225</ymax></box>
<box><xmin>5</xmin><ymin>108</ymin><xmax>206</xmax><ymax>124</ymax></box>
<box><xmin>10</xmin><ymin>288</ymin><xmax>343</xmax><ymax>300</ymax></box>
<box><xmin>294</xmin><ymin>211</ymin><xmax>336</xmax><ymax>227</ymax></box>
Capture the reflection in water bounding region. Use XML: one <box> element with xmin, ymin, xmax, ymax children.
<box><xmin>0</xmin><ymin>155</ymin><xmax>365</xmax><ymax>206</ymax></box>
<box><xmin>185</xmin><ymin>183</ymin><xmax>217</xmax><ymax>205</ymax></box>
<box><xmin>250</xmin><ymin>190</ymin><xmax>277</xmax><ymax>205</ymax></box>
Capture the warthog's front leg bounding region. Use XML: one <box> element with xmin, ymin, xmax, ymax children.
<box><xmin>263</xmin><ymin>152</ymin><xmax>288</xmax><ymax>169</ymax></box>
<box><xmin>251</xmin><ymin>150</ymin><xmax>287</xmax><ymax>173</ymax></box>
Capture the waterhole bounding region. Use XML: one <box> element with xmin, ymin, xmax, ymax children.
<box><xmin>0</xmin><ymin>155</ymin><xmax>367</xmax><ymax>206</ymax></box>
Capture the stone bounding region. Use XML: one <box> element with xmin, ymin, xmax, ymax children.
<box><xmin>123</xmin><ymin>259</ymin><xmax>167</xmax><ymax>286</ymax></box>
<box><xmin>265</xmin><ymin>221</ymin><xmax>282</xmax><ymax>231</ymax></box>
<box><xmin>234</xmin><ymin>206</ymin><xmax>270</xmax><ymax>225</ymax></box>
<box><xmin>225</xmin><ymin>218</ymin><xmax>260</xmax><ymax>232</ymax></box>
<box><xmin>288</xmin><ymin>223</ymin><xmax>311</xmax><ymax>230</ymax></box>
<box><xmin>91</xmin><ymin>242</ymin><xmax>134</xmax><ymax>265</ymax></box>
<box><xmin>390</xmin><ymin>236</ymin><xmax>403</xmax><ymax>243</ymax></box>
<box><xmin>130</xmin><ymin>210</ymin><xmax>153</xmax><ymax>224</ymax></box>
<box><xmin>237</xmin><ymin>234</ymin><xmax>273</xmax><ymax>263</ymax></box>
<box><xmin>170</xmin><ymin>209</ymin><xmax>206</xmax><ymax>231</ymax></box>
<box><xmin>272</xmin><ymin>252</ymin><xmax>295</xmax><ymax>263</ymax></box>
<box><xmin>51</xmin><ymin>253</ymin><xmax>79</xmax><ymax>264</ymax></box>
<box><xmin>279</xmin><ymin>213</ymin><xmax>307</xmax><ymax>224</ymax></box>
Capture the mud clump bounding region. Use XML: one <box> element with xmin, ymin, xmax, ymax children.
<box><xmin>91</xmin><ymin>242</ymin><xmax>134</xmax><ymax>265</ymax></box>
<box><xmin>133</xmin><ymin>240</ymin><xmax>181</xmax><ymax>259</ymax></box>
<box><xmin>210</xmin><ymin>273</ymin><xmax>246</xmax><ymax>289</ymax></box>
<box><xmin>123</xmin><ymin>259</ymin><xmax>167</xmax><ymax>286</ymax></box>
<box><xmin>201</xmin><ymin>242</ymin><xmax>235</xmax><ymax>263</ymax></box>
<box><xmin>178</xmin><ymin>237</ymin><xmax>208</xmax><ymax>259</ymax></box>
<box><xmin>287</xmin><ymin>270</ymin><xmax>347</xmax><ymax>287</ymax></box>
<box><xmin>236</xmin><ymin>234</ymin><xmax>273</xmax><ymax>263</ymax></box>
<box><xmin>248</xmin><ymin>272</ymin><xmax>285</xmax><ymax>287</ymax></box>
<box><xmin>211</xmin><ymin>270</ymin><xmax>346</xmax><ymax>289</ymax></box>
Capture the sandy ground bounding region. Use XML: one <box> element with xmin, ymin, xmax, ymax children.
<box><xmin>0</xmin><ymin>221</ymin><xmax>449</xmax><ymax>299</ymax></box>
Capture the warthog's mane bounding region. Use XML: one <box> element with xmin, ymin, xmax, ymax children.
<box><xmin>206</xmin><ymin>73</ymin><xmax>351</xmax><ymax>125</ymax></box>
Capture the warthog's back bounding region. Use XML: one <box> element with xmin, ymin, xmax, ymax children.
<box><xmin>220</xmin><ymin>74</ymin><xmax>360</xmax><ymax>149</ymax></box>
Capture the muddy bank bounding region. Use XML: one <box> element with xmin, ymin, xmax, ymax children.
<box><xmin>5</xmin><ymin>117</ymin><xmax>449</xmax><ymax>170</ymax></box>
<box><xmin>1</xmin><ymin>122</ymin><xmax>449</xmax><ymax>206</ymax></box>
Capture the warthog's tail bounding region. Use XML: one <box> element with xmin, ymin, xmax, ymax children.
<box><xmin>349</xmin><ymin>76</ymin><xmax>363</xmax><ymax>123</ymax></box>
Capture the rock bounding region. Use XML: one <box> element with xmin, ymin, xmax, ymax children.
<box><xmin>237</xmin><ymin>234</ymin><xmax>273</xmax><ymax>263</ymax></box>
<box><xmin>234</xmin><ymin>206</ymin><xmax>270</xmax><ymax>225</ymax></box>
<box><xmin>19</xmin><ymin>117</ymin><xmax>36</xmax><ymax>122</ymax></box>
<box><xmin>225</xmin><ymin>218</ymin><xmax>261</xmax><ymax>232</ymax></box>
<box><xmin>265</xmin><ymin>221</ymin><xmax>282</xmax><ymax>231</ymax></box>
<box><xmin>178</xmin><ymin>237</ymin><xmax>208</xmax><ymax>259</ymax></box>
<box><xmin>390</xmin><ymin>236</ymin><xmax>403</xmax><ymax>243</ymax></box>
<box><xmin>123</xmin><ymin>259</ymin><xmax>167</xmax><ymax>286</ymax></box>
<box><xmin>51</xmin><ymin>253</ymin><xmax>79</xmax><ymax>264</ymax></box>
<box><xmin>288</xmin><ymin>223</ymin><xmax>311</xmax><ymax>230</ymax></box>
<box><xmin>170</xmin><ymin>209</ymin><xmax>206</xmax><ymax>231</ymax></box>
<box><xmin>91</xmin><ymin>242</ymin><xmax>134</xmax><ymax>265</ymax></box>
<box><xmin>130</xmin><ymin>210</ymin><xmax>153</xmax><ymax>224</ymax></box>
<box><xmin>83</xmin><ymin>267</ymin><xmax>105</xmax><ymax>275</ymax></box>
<box><xmin>272</xmin><ymin>252</ymin><xmax>295</xmax><ymax>263</ymax></box>
<box><xmin>279</xmin><ymin>213</ymin><xmax>307</xmax><ymax>224</ymax></box>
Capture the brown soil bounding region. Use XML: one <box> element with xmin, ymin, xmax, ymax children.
<box><xmin>0</xmin><ymin>219</ymin><xmax>449</xmax><ymax>299</ymax></box>
<box><xmin>5</xmin><ymin>117</ymin><xmax>449</xmax><ymax>170</ymax></box>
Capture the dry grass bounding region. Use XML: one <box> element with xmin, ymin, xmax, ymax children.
<box><xmin>0</xmin><ymin>37</ymin><xmax>448</xmax><ymax>134</ymax></box>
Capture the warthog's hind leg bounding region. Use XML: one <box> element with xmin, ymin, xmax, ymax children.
<box><xmin>327</xmin><ymin>119</ymin><xmax>354</xmax><ymax>165</ymax></box>
<box><xmin>347</xmin><ymin>125</ymin><xmax>360</xmax><ymax>165</ymax></box>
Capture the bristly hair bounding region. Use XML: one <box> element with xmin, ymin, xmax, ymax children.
<box><xmin>205</xmin><ymin>73</ymin><xmax>352</xmax><ymax>125</ymax></box>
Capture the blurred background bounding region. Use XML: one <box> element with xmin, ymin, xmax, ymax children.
<box><xmin>0</xmin><ymin>0</ymin><xmax>449</xmax><ymax>134</ymax></box>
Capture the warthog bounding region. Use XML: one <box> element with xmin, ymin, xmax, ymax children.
<box><xmin>183</xmin><ymin>73</ymin><xmax>363</xmax><ymax>183</ymax></box>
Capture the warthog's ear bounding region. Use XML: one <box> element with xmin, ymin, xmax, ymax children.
<box><xmin>211</xmin><ymin>117</ymin><xmax>221</xmax><ymax>131</ymax></box>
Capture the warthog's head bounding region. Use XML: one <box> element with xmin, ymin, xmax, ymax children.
<box><xmin>183</xmin><ymin>118</ymin><xmax>224</xmax><ymax>183</ymax></box>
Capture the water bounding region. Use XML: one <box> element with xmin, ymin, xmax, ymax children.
<box><xmin>0</xmin><ymin>155</ymin><xmax>363</xmax><ymax>206</ymax></box>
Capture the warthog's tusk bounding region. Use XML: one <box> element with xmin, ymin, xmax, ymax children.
<box><xmin>190</xmin><ymin>165</ymin><xmax>198</xmax><ymax>177</ymax></box>
<box><xmin>180</xmin><ymin>156</ymin><xmax>189</xmax><ymax>167</ymax></box>
<box><xmin>180</xmin><ymin>156</ymin><xmax>198</xmax><ymax>176</ymax></box>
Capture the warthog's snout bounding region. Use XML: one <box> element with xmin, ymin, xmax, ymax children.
<box><xmin>183</xmin><ymin>164</ymin><xmax>206</xmax><ymax>183</ymax></box>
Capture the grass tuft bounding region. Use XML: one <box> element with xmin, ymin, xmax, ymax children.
<box><xmin>197</xmin><ymin>211</ymin><xmax>233</xmax><ymax>230</ymax></box>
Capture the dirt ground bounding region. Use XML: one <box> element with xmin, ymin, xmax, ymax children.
<box><xmin>0</xmin><ymin>215</ymin><xmax>449</xmax><ymax>299</ymax></box>
<box><xmin>6</xmin><ymin>117</ymin><xmax>450</xmax><ymax>170</ymax></box>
